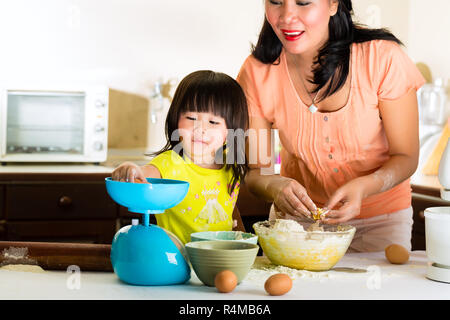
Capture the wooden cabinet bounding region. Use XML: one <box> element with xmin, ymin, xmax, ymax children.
<box><xmin>4</xmin><ymin>220</ymin><xmax>116</xmax><ymax>244</ymax></box>
<box><xmin>0</xmin><ymin>169</ymin><xmax>441</xmax><ymax>248</ymax></box>
<box><xmin>6</xmin><ymin>183</ymin><xmax>116</xmax><ymax>220</ymax></box>
<box><xmin>0</xmin><ymin>185</ymin><xmax>5</xmax><ymax>240</ymax></box>
<box><xmin>0</xmin><ymin>171</ymin><xmax>270</xmax><ymax>243</ymax></box>
<box><xmin>0</xmin><ymin>173</ymin><xmax>118</xmax><ymax>244</ymax></box>
<box><xmin>0</xmin><ymin>185</ymin><xmax>4</xmax><ymax>219</ymax></box>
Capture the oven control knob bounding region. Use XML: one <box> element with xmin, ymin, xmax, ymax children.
<box><xmin>93</xmin><ymin>141</ymin><xmax>103</xmax><ymax>151</ymax></box>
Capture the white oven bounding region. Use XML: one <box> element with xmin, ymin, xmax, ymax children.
<box><xmin>0</xmin><ymin>86</ymin><xmax>108</xmax><ymax>163</ymax></box>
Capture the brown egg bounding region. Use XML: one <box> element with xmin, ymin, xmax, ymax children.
<box><xmin>264</xmin><ymin>273</ymin><xmax>292</xmax><ymax>296</ymax></box>
<box><xmin>214</xmin><ymin>270</ymin><xmax>237</xmax><ymax>293</ymax></box>
<box><xmin>385</xmin><ymin>244</ymin><xmax>410</xmax><ymax>264</ymax></box>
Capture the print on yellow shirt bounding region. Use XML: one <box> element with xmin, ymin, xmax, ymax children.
<box><xmin>149</xmin><ymin>150</ymin><xmax>238</xmax><ymax>244</ymax></box>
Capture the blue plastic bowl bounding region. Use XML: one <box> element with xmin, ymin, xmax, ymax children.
<box><xmin>106</xmin><ymin>177</ymin><xmax>191</xmax><ymax>286</ymax></box>
<box><xmin>111</xmin><ymin>224</ymin><xmax>191</xmax><ymax>286</ymax></box>
<box><xmin>105</xmin><ymin>177</ymin><xmax>189</xmax><ymax>214</ymax></box>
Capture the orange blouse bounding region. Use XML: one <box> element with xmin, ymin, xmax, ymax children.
<box><xmin>237</xmin><ymin>40</ymin><xmax>425</xmax><ymax>219</ymax></box>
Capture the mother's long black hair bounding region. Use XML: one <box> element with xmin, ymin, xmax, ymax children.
<box><xmin>252</xmin><ymin>0</ymin><xmax>402</xmax><ymax>100</ymax></box>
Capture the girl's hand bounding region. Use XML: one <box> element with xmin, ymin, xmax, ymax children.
<box><xmin>323</xmin><ymin>179</ymin><xmax>365</xmax><ymax>224</ymax></box>
<box><xmin>272</xmin><ymin>178</ymin><xmax>317</xmax><ymax>219</ymax></box>
<box><xmin>111</xmin><ymin>162</ymin><xmax>148</xmax><ymax>183</ymax></box>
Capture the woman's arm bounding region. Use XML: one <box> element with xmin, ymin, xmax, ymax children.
<box><xmin>324</xmin><ymin>89</ymin><xmax>420</xmax><ymax>223</ymax></box>
<box><xmin>245</xmin><ymin>117</ymin><xmax>316</xmax><ymax>218</ymax></box>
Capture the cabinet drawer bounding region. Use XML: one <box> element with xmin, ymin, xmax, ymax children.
<box><xmin>6</xmin><ymin>183</ymin><xmax>118</xmax><ymax>220</ymax></box>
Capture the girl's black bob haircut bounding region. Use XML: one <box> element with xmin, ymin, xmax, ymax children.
<box><xmin>148</xmin><ymin>70</ymin><xmax>250</xmax><ymax>195</ymax></box>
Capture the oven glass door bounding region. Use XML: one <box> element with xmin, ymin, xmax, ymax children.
<box><xmin>6</xmin><ymin>91</ymin><xmax>85</xmax><ymax>155</ymax></box>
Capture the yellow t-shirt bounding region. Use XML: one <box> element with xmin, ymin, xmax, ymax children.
<box><xmin>149</xmin><ymin>150</ymin><xmax>239</xmax><ymax>244</ymax></box>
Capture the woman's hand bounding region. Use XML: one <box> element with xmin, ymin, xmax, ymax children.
<box><xmin>272</xmin><ymin>178</ymin><xmax>317</xmax><ymax>219</ymax></box>
<box><xmin>323</xmin><ymin>178</ymin><xmax>366</xmax><ymax>224</ymax></box>
<box><xmin>111</xmin><ymin>162</ymin><xmax>148</xmax><ymax>183</ymax></box>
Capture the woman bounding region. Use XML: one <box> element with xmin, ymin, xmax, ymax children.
<box><xmin>237</xmin><ymin>0</ymin><xmax>425</xmax><ymax>252</ymax></box>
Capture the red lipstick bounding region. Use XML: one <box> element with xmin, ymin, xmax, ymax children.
<box><xmin>281</xmin><ymin>29</ymin><xmax>304</xmax><ymax>41</ymax></box>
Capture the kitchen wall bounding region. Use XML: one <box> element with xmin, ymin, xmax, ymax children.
<box><xmin>354</xmin><ymin>0</ymin><xmax>450</xmax><ymax>87</ymax></box>
<box><xmin>408</xmin><ymin>0</ymin><xmax>450</xmax><ymax>83</ymax></box>
<box><xmin>0</xmin><ymin>0</ymin><xmax>448</xmax><ymax>96</ymax></box>
<box><xmin>352</xmin><ymin>0</ymin><xmax>410</xmax><ymax>47</ymax></box>
<box><xmin>0</xmin><ymin>0</ymin><xmax>264</xmax><ymax>97</ymax></box>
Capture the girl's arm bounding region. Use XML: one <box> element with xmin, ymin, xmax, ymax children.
<box><xmin>141</xmin><ymin>164</ymin><xmax>162</xmax><ymax>179</ymax></box>
<box><xmin>245</xmin><ymin>117</ymin><xmax>316</xmax><ymax>218</ymax></box>
<box><xmin>324</xmin><ymin>89</ymin><xmax>420</xmax><ymax>223</ymax></box>
<box><xmin>232</xmin><ymin>206</ymin><xmax>246</xmax><ymax>232</ymax></box>
<box><xmin>112</xmin><ymin>162</ymin><xmax>161</xmax><ymax>182</ymax></box>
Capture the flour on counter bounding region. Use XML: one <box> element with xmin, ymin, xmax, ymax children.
<box><xmin>245</xmin><ymin>257</ymin><xmax>340</xmax><ymax>284</ymax></box>
<box><xmin>1</xmin><ymin>247</ymin><xmax>37</xmax><ymax>266</ymax></box>
<box><xmin>0</xmin><ymin>264</ymin><xmax>45</xmax><ymax>273</ymax></box>
<box><xmin>243</xmin><ymin>256</ymin><xmax>403</xmax><ymax>285</ymax></box>
<box><xmin>1</xmin><ymin>247</ymin><xmax>28</xmax><ymax>260</ymax></box>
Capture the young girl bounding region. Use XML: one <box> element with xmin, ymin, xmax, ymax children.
<box><xmin>112</xmin><ymin>70</ymin><xmax>250</xmax><ymax>244</ymax></box>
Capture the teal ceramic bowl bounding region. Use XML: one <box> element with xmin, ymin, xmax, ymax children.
<box><xmin>190</xmin><ymin>231</ymin><xmax>258</xmax><ymax>245</ymax></box>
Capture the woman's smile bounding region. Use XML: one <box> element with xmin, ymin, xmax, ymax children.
<box><xmin>281</xmin><ymin>29</ymin><xmax>305</xmax><ymax>41</ymax></box>
<box><xmin>265</xmin><ymin>0</ymin><xmax>338</xmax><ymax>56</ymax></box>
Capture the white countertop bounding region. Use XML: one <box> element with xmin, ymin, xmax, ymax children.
<box><xmin>0</xmin><ymin>251</ymin><xmax>448</xmax><ymax>300</ymax></box>
<box><xmin>0</xmin><ymin>149</ymin><xmax>153</xmax><ymax>174</ymax></box>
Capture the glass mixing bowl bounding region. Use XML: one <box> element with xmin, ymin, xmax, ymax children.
<box><xmin>253</xmin><ymin>220</ymin><xmax>355</xmax><ymax>271</ymax></box>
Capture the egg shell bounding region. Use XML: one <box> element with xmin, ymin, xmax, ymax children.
<box><xmin>214</xmin><ymin>270</ymin><xmax>237</xmax><ymax>293</ymax></box>
<box><xmin>264</xmin><ymin>273</ymin><xmax>292</xmax><ymax>296</ymax></box>
<box><xmin>385</xmin><ymin>244</ymin><xmax>409</xmax><ymax>264</ymax></box>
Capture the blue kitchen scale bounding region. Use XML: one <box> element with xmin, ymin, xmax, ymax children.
<box><xmin>105</xmin><ymin>177</ymin><xmax>191</xmax><ymax>286</ymax></box>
